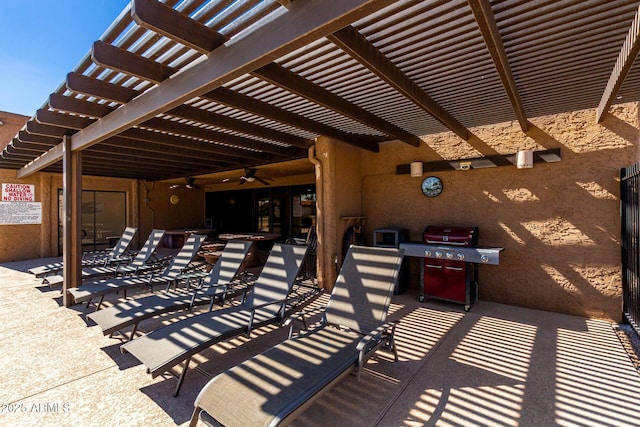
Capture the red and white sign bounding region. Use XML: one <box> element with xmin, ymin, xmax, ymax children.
<box><xmin>2</xmin><ymin>183</ymin><xmax>35</xmax><ymax>202</ymax></box>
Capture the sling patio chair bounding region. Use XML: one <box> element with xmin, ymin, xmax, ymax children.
<box><xmin>43</xmin><ymin>229</ymin><xmax>167</xmax><ymax>288</ymax></box>
<box><xmin>120</xmin><ymin>243</ymin><xmax>318</xmax><ymax>396</ymax></box>
<box><xmin>87</xmin><ymin>240</ymin><xmax>253</xmax><ymax>341</ymax></box>
<box><xmin>28</xmin><ymin>226</ymin><xmax>138</xmax><ymax>278</ymax></box>
<box><xmin>285</xmin><ymin>225</ymin><xmax>317</xmax><ymax>283</ymax></box>
<box><xmin>89</xmin><ymin>229</ymin><xmax>167</xmax><ymax>277</ymax></box>
<box><xmin>67</xmin><ymin>234</ymin><xmax>208</xmax><ymax>310</ymax></box>
<box><xmin>188</xmin><ymin>245</ymin><xmax>404</xmax><ymax>427</ymax></box>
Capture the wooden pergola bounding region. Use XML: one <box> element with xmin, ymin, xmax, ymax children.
<box><xmin>2</xmin><ymin>0</ymin><xmax>640</xmax><ymax>305</ymax></box>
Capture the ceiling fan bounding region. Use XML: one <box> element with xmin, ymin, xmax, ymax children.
<box><xmin>169</xmin><ymin>176</ymin><xmax>201</xmax><ymax>189</ymax></box>
<box><xmin>223</xmin><ymin>168</ymin><xmax>272</xmax><ymax>185</ymax></box>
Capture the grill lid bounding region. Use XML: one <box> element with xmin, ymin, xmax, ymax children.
<box><xmin>423</xmin><ymin>226</ymin><xmax>478</xmax><ymax>246</ymax></box>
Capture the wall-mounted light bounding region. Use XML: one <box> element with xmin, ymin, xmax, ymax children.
<box><xmin>516</xmin><ymin>150</ymin><xmax>534</xmax><ymax>169</ymax></box>
<box><xmin>410</xmin><ymin>161</ymin><xmax>423</xmax><ymax>177</ymax></box>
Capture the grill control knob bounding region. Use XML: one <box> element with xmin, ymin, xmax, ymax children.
<box><xmin>425</xmin><ymin>250</ymin><xmax>432</xmax><ymax>257</ymax></box>
<box><xmin>457</xmin><ymin>253</ymin><xmax>465</xmax><ymax>260</ymax></box>
<box><xmin>446</xmin><ymin>252</ymin><xmax>454</xmax><ymax>259</ymax></box>
<box><xmin>435</xmin><ymin>251</ymin><xmax>443</xmax><ymax>258</ymax></box>
<box><xmin>480</xmin><ymin>255</ymin><xmax>489</xmax><ymax>263</ymax></box>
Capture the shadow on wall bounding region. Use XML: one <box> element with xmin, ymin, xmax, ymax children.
<box><xmin>361</xmin><ymin>105</ymin><xmax>639</xmax><ymax>320</ymax></box>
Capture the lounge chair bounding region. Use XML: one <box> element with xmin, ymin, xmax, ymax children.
<box><xmin>120</xmin><ymin>243</ymin><xmax>316</xmax><ymax>396</ymax></box>
<box><xmin>28</xmin><ymin>226</ymin><xmax>138</xmax><ymax>278</ymax></box>
<box><xmin>43</xmin><ymin>229</ymin><xmax>167</xmax><ymax>288</ymax></box>
<box><xmin>86</xmin><ymin>240</ymin><xmax>253</xmax><ymax>341</ymax></box>
<box><xmin>67</xmin><ymin>234</ymin><xmax>208</xmax><ymax>310</ymax></box>
<box><xmin>81</xmin><ymin>229</ymin><xmax>166</xmax><ymax>278</ymax></box>
<box><xmin>285</xmin><ymin>225</ymin><xmax>317</xmax><ymax>282</ymax></box>
<box><xmin>188</xmin><ymin>245</ymin><xmax>404</xmax><ymax>427</ymax></box>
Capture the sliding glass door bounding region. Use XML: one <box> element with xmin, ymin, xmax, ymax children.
<box><xmin>58</xmin><ymin>190</ymin><xmax>127</xmax><ymax>255</ymax></box>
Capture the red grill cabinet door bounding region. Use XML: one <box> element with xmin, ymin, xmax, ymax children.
<box><xmin>423</xmin><ymin>260</ymin><xmax>469</xmax><ymax>302</ymax></box>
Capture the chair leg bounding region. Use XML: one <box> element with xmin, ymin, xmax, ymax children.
<box><xmin>188</xmin><ymin>407</ymin><xmax>203</xmax><ymax>427</ymax></box>
<box><xmin>128</xmin><ymin>322</ymin><xmax>139</xmax><ymax>342</ymax></box>
<box><xmin>174</xmin><ymin>357</ymin><xmax>192</xmax><ymax>397</ymax></box>
<box><xmin>387</xmin><ymin>332</ymin><xmax>398</xmax><ymax>362</ymax></box>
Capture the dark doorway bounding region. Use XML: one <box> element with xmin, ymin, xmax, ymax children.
<box><xmin>205</xmin><ymin>184</ymin><xmax>315</xmax><ymax>242</ymax></box>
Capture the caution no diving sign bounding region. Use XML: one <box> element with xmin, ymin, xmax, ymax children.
<box><xmin>2</xmin><ymin>183</ymin><xmax>35</xmax><ymax>202</ymax></box>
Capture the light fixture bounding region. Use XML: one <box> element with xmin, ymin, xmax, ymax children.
<box><xmin>169</xmin><ymin>184</ymin><xmax>180</xmax><ymax>189</ymax></box>
<box><xmin>410</xmin><ymin>161</ymin><xmax>423</xmax><ymax>177</ymax></box>
<box><xmin>516</xmin><ymin>150</ymin><xmax>534</xmax><ymax>169</ymax></box>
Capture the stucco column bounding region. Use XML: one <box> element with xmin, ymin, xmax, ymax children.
<box><xmin>314</xmin><ymin>136</ymin><xmax>364</xmax><ymax>290</ymax></box>
<box><xmin>314</xmin><ymin>137</ymin><xmax>337</xmax><ymax>289</ymax></box>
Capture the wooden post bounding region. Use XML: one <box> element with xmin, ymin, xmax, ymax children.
<box><xmin>62</xmin><ymin>135</ymin><xmax>82</xmax><ymax>307</ymax></box>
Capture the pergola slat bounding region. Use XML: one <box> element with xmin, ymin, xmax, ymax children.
<box><xmin>204</xmin><ymin>87</ymin><xmax>382</xmax><ymax>152</ymax></box>
<box><xmin>141</xmin><ymin>116</ymin><xmax>299</xmax><ymax>158</ymax></box>
<box><xmin>119</xmin><ymin>128</ymin><xmax>277</xmax><ymax>163</ymax></box>
<box><xmin>167</xmin><ymin>104</ymin><xmax>311</xmax><ymax>149</ymax></box>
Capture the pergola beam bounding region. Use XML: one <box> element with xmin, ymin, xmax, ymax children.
<box><xmin>328</xmin><ymin>25</ymin><xmax>470</xmax><ymax>141</ymax></box>
<box><xmin>49</xmin><ymin>93</ymin><xmax>116</xmax><ymax>118</ymax></box>
<box><xmin>26</xmin><ymin>121</ymin><xmax>75</xmax><ymax>138</ymax></box>
<box><xmin>468</xmin><ymin>0</ymin><xmax>528</xmax><ymax>132</ymax></box>
<box><xmin>18</xmin><ymin>0</ymin><xmax>396</xmax><ymax>179</ymax></box>
<box><xmin>36</xmin><ymin>109</ymin><xmax>95</xmax><ymax>129</ymax></box>
<box><xmin>252</xmin><ymin>62</ymin><xmax>422</xmax><ymax>147</ymax></box>
<box><xmin>66</xmin><ymin>72</ymin><xmax>139</xmax><ymax>103</ymax></box>
<box><xmin>92</xmin><ymin>40</ymin><xmax>176</xmax><ymax>83</ymax></box>
<box><xmin>131</xmin><ymin>0</ymin><xmax>228</xmax><ymax>54</ymax></box>
<box><xmin>596</xmin><ymin>4</ymin><xmax>640</xmax><ymax>122</ymax></box>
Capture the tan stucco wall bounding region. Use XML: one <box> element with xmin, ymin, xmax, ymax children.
<box><xmin>137</xmin><ymin>180</ymin><xmax>206</xmax><ymax>240</ymax></box>
<box><xmin>356</xmin><ymin>103</ymin><xmax>639</xmax><ymax>321</ymax></box>
<box><xmin>0</xmin><ymin>170</ymin><xmax>206</xmax><ymax>261</ymax></box>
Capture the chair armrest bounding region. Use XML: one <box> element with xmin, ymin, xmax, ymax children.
<box><xmin>245</xmin><ymin>297</ymin><xmax>290</xmax><ymax>337</ymax></box>
<box><xmin>355</xmin><ymin>321</ymin><xmax>399</xmax><ymax>379</ymax></box>
<box><xmin>283</xmin><ymin>307</ymin><xmax>316</xmax><ymax>338</ymax></box>
<box><xmin>176</xmin><ymin>270</ymin><xmax>209</xmax><ymax>281</ymax></box>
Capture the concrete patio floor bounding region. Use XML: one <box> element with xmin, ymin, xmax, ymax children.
<box><xmin>2</xmin><ymin>256</ymin><xmax>640</xmax><ymax>427</ymax></box>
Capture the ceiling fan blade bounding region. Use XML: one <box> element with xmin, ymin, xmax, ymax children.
<box><xmin>255</xmin><ymin>176</ymin><xmax>271</xmax><ymax>185</ymax></box>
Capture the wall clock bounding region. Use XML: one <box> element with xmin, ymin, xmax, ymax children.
<box><xmin>421</xmin><ymin>176</ymin><xmax>443</xmax><ymax>198</ymax></box>
<box><xmin>169</xmin><ymin>194</ymin><xmax>180</xmax><ymax>205</ymax></box>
